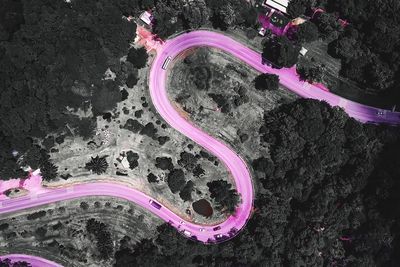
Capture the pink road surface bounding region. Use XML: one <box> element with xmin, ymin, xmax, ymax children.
<box><xmin>2</xmin><ymin>30</ymin><xmax>400</xmax><ymax>266</ymax></box>
<box><xmin>0</xmin><ymin>254</ymin><xmax>63</xmax><ymax>267</ymax></box>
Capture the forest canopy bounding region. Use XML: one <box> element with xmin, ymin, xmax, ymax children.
<box><xmin>113</xmin><ymin>99</ymin><xmax>400</xmax><ymax>266</ymax></box>
<box><xmin>0</xmin><ymin>0</ymin><xmax>139</xmax><ymax>180</ymax></box>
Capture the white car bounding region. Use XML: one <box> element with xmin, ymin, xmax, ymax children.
<box><xmin>183</xmin><ymin>230</ymin><xmax>191</xmax><ymax>237</ymax></box>
<box><xmin>376</xmin><ymin>110</ymin><xmax>385</xmax><ymax>116</ymax></box>
<box><xmin>199</xmin><ymin>228</ymin><xmax>205</xmax><ymax>232</ymax></box>
<box><xmin>258</xmin><ymin>27</ymin><xmax>267</xmax><ymax>36</ymax></box>
<box><xmin>179</xmin><ymin>220</ymin><xmax>185</xmax><ymax>225</ymax></box>
<box><xmin>215</xmin><ymin>234</ymin><xmax>223</xmax><ymax>239</ymax></box>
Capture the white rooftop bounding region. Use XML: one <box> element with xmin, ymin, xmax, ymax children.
<box><xmin>264</xmin><ymin>0</ymin><xmax>289</xmax><ymax>14</ymax></box>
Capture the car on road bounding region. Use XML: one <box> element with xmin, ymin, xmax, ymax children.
<box><xmin>179</xmin><ymin>220</ymin><xmax>185</xmax><ymax>225</ymax></box>
<box><xmin>377</xmin><ymin>110</ymin><xmax>385</xmax><ymax>116</ymax></box>
<box><xmin>148</xmin><ymin>200</ymin><xmax>162</xmax><ymax>209</ymax></box>
<box><xmin>228</xmin><ymin>227</ymin><xmax>238</xmax><ymax>237</ymax></box>
<box><xmin>214</xmin><ymin>234</ymin><xmax>229</xmax><ymax>241</ymax></box>
<box><xmin>183</xmin><ymin>230</ymin><xmax>191</xmax><ymax>237</ymax></box>
<box><xmin>162</xmin><ymin>56</ymin><xmax>172</xmax><ymax>70</ymax></box>
<box><xmin>213</xmin><ymin>226</ymin><xmax>221</xmax><ymax>231</ymax></box>
<box><xmin>199</xmin><ymin>228</ymin><xmax>205</xmax><ymax>232</ymax></box>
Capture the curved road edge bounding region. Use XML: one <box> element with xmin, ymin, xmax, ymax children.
<box><xmin>0</xmin><ymin>254</ymin><xmax>63</xmax><ymax>267</ymax></box>
<box><xmin>159</xmin><ymin>30</ymin><xmax>400</xmax><ymax>125</ymax></box>
<box><xmin>1</xmin><ymin>29</ymin><xmax>399</xmax><ymax>267</ymax></box>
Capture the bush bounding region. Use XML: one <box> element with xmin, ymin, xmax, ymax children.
<box><xmin>167</xmin><ymin>169</ymin><xmax>186</xmax><ymax>194</ymax></box>
<box><xmin>127</xmin><ymin>47</ymin><xmax>148</xmax><ymax>69</ymax></box>
<box><xmin>295</xmin><ymin>21</ymin><xmax>319</xmax><ymax>43</ymax></box>
<box><xmin>207</xmin><ymin>180</ymin><xmax>240</xmax><ymax>214</ymax></box>
<box><xmin>254</xmin><ymin>73</ymin><xmax>280</xmax><ymax>91</ymax></box>
<box><xmin>262</xmin><ymin>36</ymin><xmax>301</xmax><ymax>68</ymax></box>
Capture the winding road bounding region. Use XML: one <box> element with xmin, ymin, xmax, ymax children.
<box><xmin>0</xmin><ymin>254</ymin><xmax>63</xmax><ymax>267</ymax></box>
<box><xmin>1</xmin><ymin>30</ymin><xmax>399</xmax><ymax>266</ymax></box>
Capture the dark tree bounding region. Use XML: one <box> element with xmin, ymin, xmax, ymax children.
<box><xmin>139</xmin><ymin>0</ymin><xmax>154</xmax><ymax>9</ymax></box>
<box><xmin>296</xmin><ymin>59</ymin><xmax>326</xmax><ymax>83</ymax></box>
<box><xmin>179</xmin><ymin>180</ymin><xmax>194</xmax><ymax>201</ymax></box>
<box><xmin>123</xmin><ymin>119</ymin><xmax>143</xmax><ymax>133</ymax></box>
<box><xmin>207</xmin><ymin>180</ymin><xmax>240</xmax><ymax>214</ymax></box>
<box><xmin>286</xmin><ymin>0</ymin><xmax>307</xmax><ymax>18</ymax></box>
<box><xmin>295</xmin><ymin>21</ymin><xmax>319</xmax><ymax>43</ymax></box>
<box><xmin>85</xmin><ymin>155</ymin><xmax>108</xmax><ymax>175</ymax></box>
<box><xmin>152</xmin><ymin>1</ymin><xmax>184</xmax><ymax>39</ymax></box>
<box><xmin>86</xmin><ymin>218</ymin><xmax>113</xmax><ymax>259</ymax></box>
<box><xmin>181</xmin><ymin>0</ymin><xmax>210</xmax><ymax>29</ymax></box>
<box><xmin>178</xmin><ymin>151</ymin><xmax>197</xmax><ymax>171</ymax></box>
<box><xmin>127</xmin><ymin>47</ymin><xmax>148</xmax><ymax>69</ymax></box>
<box><xmin>365</xmin><ymin>58</ymin><xmax>394</xmax><ymax>92</ymax></box>
<box><xmin>262</xmin><ymin>35</ymin><xmax>301</xmax><ymax>68</ymax></box>
<box><xmin>207</xmin><ymin>0</ymin><xmax>256</xmax><ymax>30</ymax></box>
<box><xmin>312</xmin><ymin>12</ymin><xmax>343</xmax><ymax>40</ymax></box>
<box><xmin>208</xmin><ymin>93</ymin><xmax>231</xmax><ymax>113</ymax></box>
<box><xmin>40</xmin><ymin>160</ymin><xmax>58</xmax><ymax>181</ymax></box>
<box><xmin>167</xmin><ymin>169</ymin><xmax>186</xmax><ymax>193</ymax></box>
<box><xmin>155</xmin><ymin>157</ymin><xmax>174</xmax><ymax>171</ymax></box>
<box><xmin>75</xmin><ymin>118</ymin><xmax>97</xmax><ymax>140</ymax></box>
<box><xmin>254</xmin><ymin>73</ymin><xmax>280</xmax><ymax>91</ymax></box>
<box><xmin>139</xmin><ymin>123</ymin><xmax>157</xmax><ymax>139</ymax></box>
<box><xmin>126</xmin><ymin>151</ymin><xmax>139</xmax><ymax>169</ymax></box>
<box><xmin>327</xmin><ymin>35</ymin><xmax>358</xmax><ymax>59</ymax></box>
<box><xmin>193</xmin><ymin>164</ymin><xmax>205</xmax><ymax>177</ymax></box>
<box><xmin>126</xmin><ymin>71</ymin><xmax>139</xmax><ymax>88</ymax></box>
<box><xmin>324</xmin><ymin>0</ymin><xmax>400</xmax><ymax>97</ymax></box>
<box><xmin>147</xmin><ymin>173</ymin><xmax>158</xmax><ymax>183</ymax></box>
<box><xmin>0</xmin><ymin>0</ymin><xmax>24</xmax><ymax>41</ymax></box>
<box><xmin>0</xmin><ymin>0</ymin><xmax>138</xmax><ymax>180</ymax></box>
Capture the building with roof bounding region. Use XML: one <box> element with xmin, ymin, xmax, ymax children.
<box><xmin>263</xmin><ymin>0</ymin><xmax>290</xmax><ymax>14</ymax></box>
<box><xmin>140</xmin><ymin>11</ymin><xmax>153</xmax><ymax>26</ymax></box>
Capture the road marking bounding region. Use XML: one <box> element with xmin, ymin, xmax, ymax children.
<box><xmin>338</xmin><ymin>98</ymin><xmax>348</xmax><ymax>108</ymax></box>
<box><xmin>302</xmin><ymin>82</ymin><xmax>311</xmax><ymax>90</ymax></box>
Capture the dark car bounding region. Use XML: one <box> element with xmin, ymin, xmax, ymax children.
<box><xmin>213</xmin><ymin>226</ymin><xmax>221</xmax><ymax>231</ymax></box>
<box><xmin>149</xmin><ymin>200</ymin><xmax>162</xmax><ymax>209</ymax></box>
<box><xmin>228</xmin><ymin>227</ymin><xmax>238</xmax><ymax>237</ymax></box>
<box><xmin>214</xmin><ymin>234</ymin><xmax>229</xmax><ymax>242</ymax></box>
